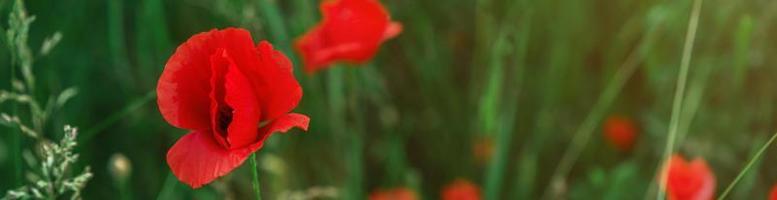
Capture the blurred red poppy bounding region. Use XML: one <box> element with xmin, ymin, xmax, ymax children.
<box><xmin>157</xmin><ymin>28</ymin><xmax>309</xmax><ymax>188</ymax></box>
<box><xmin>770</xmin><ymin>184</ymin><xmax>777</xmax><ymax>200</ymax></box>
<box><xmin>369</xmin><ymin>187</ymin><xmax>418</xmax><ymax>200</ymax></box>
<box><xmin>295</xmin><ymin>0</ymin><xmax>402</xmax><ymax>73</ymax></box>
<box><xmin>473</xmin><ymin>136</ymin><xmax>495</xmax><ymax>165</ymax></box>
<box><xmin>442</xmin><ymin>179</ymin><xmax>481</xmax><ymax>200</ymax></box>
<box><xmin>660</xmin><ymin>154</ymin><xmax>716</xmax><ymax>200</ymax></box>
<box><xmin>603</xmin><ymin>115</ymin><xmax>637</xmax><ymax>152</ymax></box>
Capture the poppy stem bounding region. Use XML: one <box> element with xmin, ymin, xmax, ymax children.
<box><xmin>249</xmin><ymin>153</ymin><xmax>263</xmax><ymax>200</ymax></box>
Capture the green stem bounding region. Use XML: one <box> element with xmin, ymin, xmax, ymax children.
<box><xmin>716</xmin><ymin>132</ymin><xmax>777</xmax><ymax>200</ymax></box>
<box><xmin>250</xmin><ymin>153</ymin><xmax>263</xmax><ymax>200</ymax></box>
<box><xmin>345</xmin><ymin>68</ymin><xmax>365</xmax><ymax>200</ymax></box>
<box><xmin>655</xmin><ymin>0</ymin><xmax>703</xmax><ymax>199</ymax></box>
<box><xmin>118</xmin><ymin>178</ymin><xmax>133</xmax><ymax>200</ymax></box>
<box><xmin>107</xmin><ymin>0</ymin><xmax>133</xmax><ymax>90</ymax></box>
<box><xmin>541</xmin><ymin>36</ymin><xmax>642</xmax><ymax>200</ymax></box>
<box><xmin>8</xmin><ymin>11</ymin><xmax>22</xmax><ymax>188</ymax></box>
<box><xmin>155</xmin><ymin>172</ymin><xmax>177</xmax><ymax>200</ymax></box>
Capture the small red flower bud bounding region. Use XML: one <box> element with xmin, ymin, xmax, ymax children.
<box><xmin>603</xmin><ymin>115</ymin><xmax>638</xmax><ymax>152</ymax></box>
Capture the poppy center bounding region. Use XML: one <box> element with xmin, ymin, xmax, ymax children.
<box><xmin>216</xmin><ymin>105</ymin><xmax>233</xmax><ymax>136</ymax></box>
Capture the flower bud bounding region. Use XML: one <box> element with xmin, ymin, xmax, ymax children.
<box><xmin>108</xmin><ymin>153</ymin><xmax>131</xmax><ymax>182</ymax></box>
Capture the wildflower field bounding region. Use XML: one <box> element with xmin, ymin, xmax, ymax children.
<box><xmin>1</xmin><ymin>0</ymin><xmax>777</xmax><ymax>199</ymax></box>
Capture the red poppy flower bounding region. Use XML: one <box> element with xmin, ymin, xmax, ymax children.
<box><xmin>157</xmin><ymin>28</ymin><xmax>309</xmax><ymax>188</ymax></box>
<box><xmin>770</xmin><ymin>184</ymin><xmax>777</xmax><ymax>200</ymax></box>
<box><xmin>603</xmin><ymin>115</ymin><xmax>637</xmax><ymax>152</ymax></box>
<box><xmin>369</xmin><ymin>187</ymin><xmax>418</xmax><ymax>200</ymax></box>
<box><xmin>295</xmin><ymin>0</ymin><xmax>402</xmax><ymax>73</ymax></box>
<box><xmin>442</xmin><ymin>179</ymin><xmax>481</xmax><ymax>200</ymax></box>
<box><xmin>659</xmin><ymin>154</ymin><xmax>716</xmax><ymax>200</ymax></box>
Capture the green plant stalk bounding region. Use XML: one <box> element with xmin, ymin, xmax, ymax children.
<box><xmin>476</xmin><ymin>34</ymin><xmax>506</xmax><ymax>137</ymax></box>
<box><xmin>480</xmin><ymin>1</ymin><xmax>533</xmax><ymax>198</ymax></box>
<box><xmin>155</xmin><ymin>172</ymin><xmax>178</xmax><ymax>200</ymax></box>
<box><xmin>291</xmin><ymin>0</ymin><xmax>315</xmax><ymax>28</ymax></box>
<box><xmin>79</xmin><ymin>90</ymin><xmax>156</xmax><ymax>144</ymax></box>
<box><xmin>347</xmin><ymin>130</ymin><xmax>365</xmax><ymax>200</ymax></box>
<box><xmin>675</xmin><ymin>60</ymin><xmax>714</xmax><ymax>146</ymax></box>
<box><xmin>656</xmin><ymin>0</ymin><xmax>703</xmax><ymax>199</ymax></box>
<box><xmin>731</xmin><ymin>16</ymin><xmax>752</xmax><ymax>91</ymax></box>
<box><xmin>135</xmin><ymin>0</ymin><xmax>172</xmax><ymax>87</ymax></box>
<box><xmin>543</xmin><ymin>11</ymin><xmax>655</xmax><ymax>195</ymax></box>
<box><xmin>540</xmin><ymin>30</ymin><xmax>645</xmax><ymax>199</ymax></box>
<box><xmin>483</xmin><ymin>28</ymin><xmax>528</xmax><ymax>200</ymax></box>
<box><xmin>347</xmin><ymin>68</ymin><xmax>366</xmax><ymax>200</ymax></box>
<box><xmin>484</xmin><ymin>85</ymin><xmax>522</xmax><ymax>200</ymax></box>
<box><xmin>250</xmin><ymin>153</ymin><xmax>263</xmax><ymax>200</ymax></box>
<box><xmin>117</xmin><ymin>178</ymin><xmax>133</xmax><ymax>200</ymax></box>
<box><xmin>10</xmin><ymin>44</ymin><xmax>23</xmax><ymax>188</ymax></box>
<box><xmin>7</xmin><ymin>0</ymin><xmax>19</xmax><ymax>185</ymax></box>
<box><xmin>257</xmin><ymin>0</ymin><xmax>289</xmax><ymax>51</ymax></box>
<box><xmin>107</xmin><ymin>0</ymin><xmax>133</xmax><ymax>90</ymax></box>
<box><xmin>717</xmin><ymin>132</ymin><xmax>777</xmax><ymax>200</ymax></box>
<box><xmin>255</xmin><ymin>0</ymin><xmax>307</xmax><ymax>80</ymax></box>
<box><xmin>501</xmin><ymin>6</ymin><xmax>535</xmax><ymax>200</ymax></box>
<box><xmin>9</xmin><ymin>41</ymin><xmax>22</xmax><ymax>186</ymax></box>
<box><xmin>358</xmin><ymin>65</ymin><xmax>406</xmax><ymax>186</ymax></box>
<box><xmin>327</xmin><ymin>67</ymin><xmax>363</xmax><ymax>199</ymax></box>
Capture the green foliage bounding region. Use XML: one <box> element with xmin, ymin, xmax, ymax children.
<box><xmin>1</xmin><ymin>0</ymin><xmax>91</xmax><ymax>199</ymax></box>
<box><xmin>2</xmin><ymin>126</ymin><xmax>92</xmax><ymax>200</ymax></box>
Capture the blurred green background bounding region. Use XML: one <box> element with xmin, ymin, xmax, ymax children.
<box><xmin>2</xmin><ymin>0</ymin><xmax>777</xmax><ymax>199</ymax></box>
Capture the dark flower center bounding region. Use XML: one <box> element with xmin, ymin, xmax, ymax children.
<box><xmin>216</xmin><ymin>105</ymin><xmax>233</xmax><ymax>136</ymax></box>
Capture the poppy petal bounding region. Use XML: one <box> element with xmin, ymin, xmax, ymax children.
<box><xmin>213</xmin><ymin>29</ymin><xmax>301</xmax><ymax>121</ymax></box>
<box><xmin>383</xmin><ymin>22</ymin><xmax>403</xmax><ymax>41</ymax></box>
<box><xmin>207</xmin><ymin>48</ymin><xmax>262</xmax><ymax>148</ymax></box>
<box><xmin>442</xmin><ymin>179</ymin><xmax>482</xmax><ymax>200</ymax></box>
<box><xmin>663</xmin><ymin>155</ymin><xmax>716</xmax><ymax>200</ymax></box>
<box><xmin>247</xmin><ymin>113</ymin><xmax>310</xmax><ymax>151</ymax></box>
<box><xmin>166</xmin><ymin>130</ymin><xmax>253</xmax><ymax>188</ymax></box>
<box><xmin>296</xmin><ymin>0</ymin><xmax>401</xmax><ymax>73</ymax></box>
<box><xmin>260</xmin><ymin>113</ymin><xmax>310</xmax><ymax>134</ymax></box>
<box><xmin>157</xmin><ymin>30</ymin><xmax>219</xmax><ymax>130</ymax></box>
<box><xmin>252</xmin><ymin>41</ymin><xmax>303</xmax><ymax>121</ymax></box>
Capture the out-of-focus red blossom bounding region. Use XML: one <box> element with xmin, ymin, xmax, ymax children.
<box><xmin>442</xmin><ymin>179</ymin><xmax>482</xmax><ymax>200</ymax></box>
<box><xmin>473</xmin><ymin>136</ymin><xmax>494</xmax><ymax>164</ymax></box>
<box><xmin>603</xmin><ymin>115</ymin><xmax>637</xmax><ymax>152</ymax></box>
<box><xmin>659</xmin><ymin>154</ymin><xmax>716</xmax><ymax>200</ymax></box>
<box><xmin>770</xmin><ymin>184</ymin><xmax>777</xmax><ymax>200</ymax></box>
<box><xmin>295</xmin><ymin>0</ymin><xmax>402</xmax><ymax>73</ymax></box>
<box><xmin>157</xmin><ymin>28</ymin><xmax>309</xmax><ymax>188</ymax></box>
<box><xmin>369</xmin><ymin>187</ymin><xmax>418</xmax><ymax>200</ymax></box>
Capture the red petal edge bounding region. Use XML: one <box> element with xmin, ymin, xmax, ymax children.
<box><xmin>249</xmin><ymin>113</ymin><xmax>311</xmax><ymax>152</ymax></box>
<box><xmin>166</xmin><ymin>130</ymin><xmax>251</xmax><ymax>188</ymax></box>
<box><xmin>260</xmin><ymin>113</ymin><xmax>310</xmax><ymax>134</ymax></box>
<box><xmin>157</xmin><ymin>30</ymin><xmax>219</xmax><ymax>130</ymax></box>
<box><xmin>167</xmin><ymin>113</ymin><xmax>309</xmax><ymax>188</ymax></box>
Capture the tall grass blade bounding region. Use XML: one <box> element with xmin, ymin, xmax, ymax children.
<box><xmin>655</xmin><ymin>0</ymin><xmax>704</xmax><ymax>199</ymax></box>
